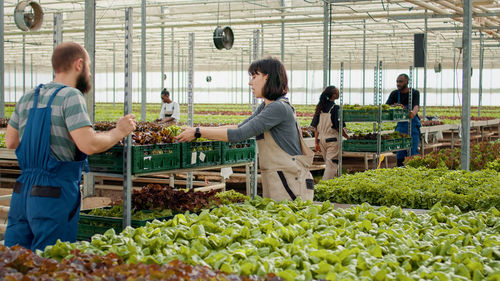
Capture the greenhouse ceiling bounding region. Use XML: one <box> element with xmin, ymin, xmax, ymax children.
<box><xmin>2</xmin><ymin>0</ymin><xmax>500</xmax><ymax>72</ymax></box>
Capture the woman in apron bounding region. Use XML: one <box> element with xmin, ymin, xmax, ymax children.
<box><xmin>311</xmin><ymin>86</ymin><xmax>346</xmax><ymax>180</ymax></box>
<box><xmin>176</xmin><ymin>57</ymin><xmax>314</xmax><ymax>201</ymax></box>
<box><xmin>158</xmin><ymin>88</ymin><xmax>180</xmax><ymax>124</ymax></box>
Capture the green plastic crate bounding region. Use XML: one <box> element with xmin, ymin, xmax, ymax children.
<box><xmin>402</xmin><ymin>137</ymin><xmax>413</xmax><ymax>149</ymax></box>
<box><xmin>221</xmin><ymin>139</ymin><xmax>256</xmax><ymax>164</ymax></box>
<box><xmin>343</xmin><ymin>109</ymin><xmax>392</xmax><ymax>122</ymax></box>
<box><xmin>88</xmin><ymin>143</ymin><xmax>181</xmax><ymax>174</ymax></box>
<box><xmin>181</xmin><ymin>141</ymin><xmax>222</xmax><ymax>168</ymax></box>
<box><xmin>343</xmin><ymin>138</ymin><xmax>402</xmax><ymax>152</ymax></box>
<box><xmin>390</xmin><ymin>108</ymin><xmax>409</xmax><ymax>120</ymax></box>
<box><xmin>77</xmin><ymin>208</ymin><xmax>174</xmax><ymax>241</ymax></box>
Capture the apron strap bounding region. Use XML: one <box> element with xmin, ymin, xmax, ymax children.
<box><xmin>46</xmin><ymin>86</ymin><xmax>68</xmax><ymax>107</ymax></box>
<box><xmin>32</xmin><ymin>84</ymin><xmax>44</xmax><ymax>109</ymax></box>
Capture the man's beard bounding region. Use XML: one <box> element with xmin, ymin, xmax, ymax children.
<box><xmin>76</xmin><ymin>70</ymin><xmax>92</xmax><ymax>94</ymax></box>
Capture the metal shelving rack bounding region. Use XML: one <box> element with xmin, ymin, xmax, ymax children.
<box><xmin>108</xmin><ymin>20</ymin><xmax>258</xmax><ymax>230</ymax></box>
<box><xmin>338</xmin><ymin>61</ymin><xmax>412</xmax><ymax>176</ymax></box>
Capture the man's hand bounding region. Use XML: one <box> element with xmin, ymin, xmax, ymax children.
<box><xmin>315</xmin><ymin>142</ymin><xmax>321</xmax><ymax>153</ymax></box>
<box><xmin>175</xmin><ymin>127</ymin><xmax>196</xmax><ymax>142</ymax></box>
<box><xmin>116</xmin><ymin>114</ymin><xmax>137</xmax><ymax>138</ymax></box>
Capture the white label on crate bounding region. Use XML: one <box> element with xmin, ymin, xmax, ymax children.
<box><xmin>220</xmin><ymin>167</ymin><xmax>233</xmax><ymax>179</ymax></box>
<box><xmin>199</xmin><ymin>152</ymin><xmax>206</xmax><ymax>162</ymax></box>
<box><xmin>191</xmin><ymin>152</ymin><xmax>197</xmax><ymax>164</ymax></box>
<box><xmin>143</xmin><ymin>156</ymin><xmax>152</xmax><ymax>170</ymax></box>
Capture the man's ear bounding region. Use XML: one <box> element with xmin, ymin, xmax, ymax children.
<box><xmin>74</xmin><ymin>58</ymin><xmax>83</xmax><ymax>72</ymax></box>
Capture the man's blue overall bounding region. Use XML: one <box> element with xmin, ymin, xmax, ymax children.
<box><xmin>395</xmin><ymin>90</ymin><xmax>421</xmax><ymax>161</ymax></box>
<box><xmin>4</xmin><ymin>84</ymin><xmax>88</xmax><ymax>251</ymax></box>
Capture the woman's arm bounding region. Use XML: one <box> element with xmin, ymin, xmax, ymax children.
<box><xmin>314</xmin><ymin>129</ymin><xmax>320</xmax><ymax>152</ymax></box>
<box><xmin>176</xmin><ymin>127</ymin><xmax>229</xmax><ymax>142</ymax></box>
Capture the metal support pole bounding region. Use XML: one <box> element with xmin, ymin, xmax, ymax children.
<box><xmin>423</xmin><ymin>10</ymin><xmax>428</xmax><ymax>120</ymax></box>
<box><xmin>322</xmin><ymin>0</ymin><xmax>328</xmax><ymax>89</ymax></box>
<box><xmin>349</xmin><ymin>53</ymin><xmax>352</xmax><ymax>104</ymax></box>
<box><xmin>141</xmin><ymin>0</ymin><xmax>147</xmax><ymax>121</ymax></box>
<box><xmin>53</xmin><ymin>13</ymin><xmax>63</xmax><ymax>47</ymax></box>
<box><xmin>461</xmin><ymin>0</ymin><xmax>472</xmax><ymax>171</ymax></box>
<box><xmin>248</xmin><ymin>40</ymin><xmax>251</xmax><ymax>107</ymax></box>
<box><xmin>339</xmin><ymin>62</ymin><xmax>344</xmax><ymax>176</ymax></box>
<box><xmin>251</xmin><ymin>30</ymin><xmax>260</xmax><ymax>199</ymax></box>
<box><xmin>53</xmin><ymin>13</ymin><xmax>63</xmax><ymax>79</ymax></box>
<box><xmin>123</xmin><ymin>7</ymin><xmax>133</xmax><ymax>228</ymax></box>
<box><xmin>23</xmin><ymin>34</ymin><xmax>25</xmax><ymax>96</ymax></box>
<box><xmin>328</xmin><ymin>2</ymin><xmax>332</xmax><ymax>85</ymax></box>
<box><xmin>453</xmin><ymin>47</ymin><xmax>456</xmax><ymax>107</ymax></box>
<box><xmin>187</xmin><ymin>33</ymin><xmax>195</xmax><ymax>189</ymax></box>
<box><xmin>160</xmin><ymin>8</ymin><xmax>165</xmax><ymax>90</ymax></box>
<box><xmin>0</xmin><ymin>0</ymin><xmax>3</xmax><ymax>118</ymax></box>
<box><xmin>306</xmin><ymin>47</ymin><xmax>309</xmax><ymax>105</ymax></box>
<box><xmin>280</xmin><ymin>0</ymin><xmax>285</xmax><ymax>62</ymax></box>
<box><xmin>241</xmin><ymin>50</ymin><xmax>244</xmax><ymax>104</ymax></box>
<box><xmin>14</xmin><ymin>65</ymin><xmax>16</xmax><ymax>102</ymax></box>
<box><xmin>478</xmin><ymin>32</ymin><xmax>484</xmax><ymax>117</ymax></box>
<box><xmin>408</xmin><ymin>66</ymin><xmax>413</xmax><ymax>156</ymax></box>
<box><xmin>261</xmin><ymin>24</ymin><xmax>264</xmax><ymax>58</ymax></box>
<box><xmin>373</xmin><ymin>66</ymin><xmax>378</xmax><ymax>105</ymax></box>
<box><xmin>83</xmin><ymin>0</ymin><xmax>96</xmax><ymax>199</ymax></box>
<box><xmin>252</xmin><ymin>30</ymin><xmax>260</xmax><ymax>112</ymax></box>
<box><xmin>376</xmin><ymin>61</ymin><xmax>383</xmax><ymax>168</ymax></box>
<box><xmin>113</xmin><ymin>43</ymin><xmax>116</xmax><ymax>106</ymax></box>
<box><xmin>362</xmin><ymin>19</ymin><xmax>366</xmax><ymax>105</ymax></box>
<box><xmin>290</xmin><ymin>55</ymin><xmax>293</xmax><ymax>104</ymax></box>
<box><xmin>171</xmin><ymin>28</ymin><xmax>175</xmax><ymax>101</ymax></box>
<box><xmin>179</xmin><ymin>40</ymin><xmax>182</xmax><ymax>104</ymax></box>
<box><xmin>30</xmin><ymin>54</ymin><xmax>33</xmax><ymax>88</ymax></box>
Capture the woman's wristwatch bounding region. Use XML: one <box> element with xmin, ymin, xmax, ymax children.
<box><xmin>194</xmin><ymin>127</ymin><xmax>201</xmax><ymax>138</ymax></box>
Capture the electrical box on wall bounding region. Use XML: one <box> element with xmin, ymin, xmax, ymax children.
<box><xmin>454</xmin><ymin>38</ymin><xmax>462</xmax><ymax>49</ymax></box>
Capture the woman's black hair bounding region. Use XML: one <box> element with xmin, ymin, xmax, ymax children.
<box><xmin>161</xmin><ymin>88</ymin><xmax>169</xmax><ymax>97</ymax></box>
<box><xmin>248</xmin><ymin>57</ymin><xmax>288</xmax><ymax>100</ymax></box>
<box><xmin>314</xmin><ymin>86</ymin><xmax>337</xmax><ymax>115</ymax></box>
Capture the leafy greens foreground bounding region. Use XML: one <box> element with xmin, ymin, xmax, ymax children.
<box><xmin>42</xmin><ymin>198</ymin><xmax>500</xmax><ymax>281</ymax></box>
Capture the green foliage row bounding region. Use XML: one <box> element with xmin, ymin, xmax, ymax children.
<box><xmin>43</xmin><ymin>198</ymin><xmax>500</xmax><ymax>280</ymax></box>
<box><xmin>0</xmin><ymin>133</ymin><xmax>5</xmax><ymax>148</ymax></box>
<box><xmin>1</xmin><ymin>245</ymin><xmax>277</xmax><ymax>281</ymax></box>
<box><xmin>314</xmin><ymin>167</ymin><xmax>500</xmax><ymax>212</ymax></box>
<box><xmin>404</xmin><ymin>141</ymin><xmax>500</xmax><ymax>171</ymax></box>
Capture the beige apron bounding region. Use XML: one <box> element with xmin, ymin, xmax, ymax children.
<box><xmin>257</xmin><ymin>100</ymin><xmax>315</xmax><ymax>202</ymax></box>
<box><xmin>317</xmin><ymin>105</ymin><xmax>340</xmax><ymax>180</ymax></box>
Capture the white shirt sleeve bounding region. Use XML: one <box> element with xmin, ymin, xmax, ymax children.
<box><xmin>159</xmin><ymin>103</ymin><xmax>165</xmax><ymax>119</ymax></box>
<box><xmin>172</xmin><ymin>102</ymin><xmax>180</xmax><ymax>121</ymax></box>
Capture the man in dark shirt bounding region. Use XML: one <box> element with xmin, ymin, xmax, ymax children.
<box><xmin>386</xmin><ymin>73</ymin><xmax>421</xmax><ymax>166</ymax></box>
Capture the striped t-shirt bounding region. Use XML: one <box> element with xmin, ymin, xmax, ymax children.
<box><xmin>8</xmin><ymin>82</ymin><xmax>92</xmax><ymax>161</ymax></box>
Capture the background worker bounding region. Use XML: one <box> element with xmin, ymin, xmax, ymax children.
<box><xmin>4</xmin><ymin>42</ymin><xmax>136</xmax><ymax>251</ymax></box>
<box><xmin>311</xmin><ymin>86</ymin><xmax>347</xmax><ymax>180</ymax></box>
<box><xmin>158</xmin><ymin>88</ymin><xmax>180</xmax><ymax>124</ymax></box>
<box><xmin>175</xmin><ymin>57</ymin><xmax>314</xmax><ymax>202</ymax></box>
<box><xmin>386</xmin><ymin>73</ymin><xmax>421</xmax><ymax>166</ymax></box>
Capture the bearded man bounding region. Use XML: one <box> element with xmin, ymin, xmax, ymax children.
<box><xmin>4</xmin><ymin>42</ymin><xmax>136</xmax><ymax>251</ymax></box>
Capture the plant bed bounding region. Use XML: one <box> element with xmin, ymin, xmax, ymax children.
<box><xmin>44</xmin><ymin>199</ymin><xmax>500</xmax><ymax>281</ymax></box>
<box><xmin>315</xmin><ymin>167</ymin><xmax>500</xmax><ymax>212</ymax></box>
<box><xmin>405</xmin><ymin>140</ymin><xmax>500</xmax><ymax>171</ymax></box>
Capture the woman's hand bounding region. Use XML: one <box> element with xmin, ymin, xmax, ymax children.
<box><xmin>175</xmin><ymin>127</ymin><xmax>196</xmax><ymax>142</ymax></box>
